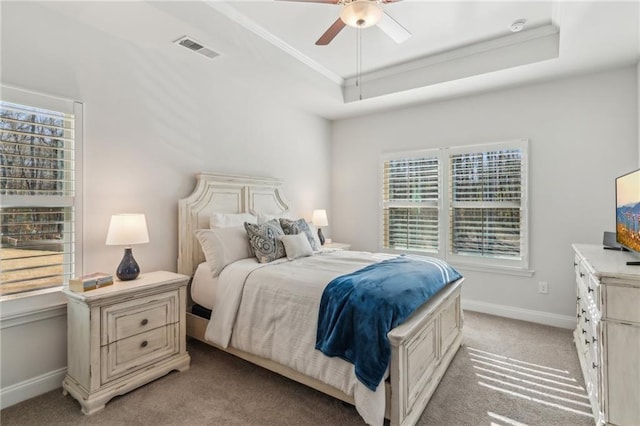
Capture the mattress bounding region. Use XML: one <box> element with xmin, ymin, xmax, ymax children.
<box><xmin>190</xmin><ymin>262</ymin><xmax>219</xmax><ymax>310</ymax></box>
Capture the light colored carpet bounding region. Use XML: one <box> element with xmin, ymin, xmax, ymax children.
<box><xmin>1</xmin><ymin>311</ymin><xmax>592</xmax><ymax>425</ymax></box>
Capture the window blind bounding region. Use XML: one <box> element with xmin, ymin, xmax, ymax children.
<box><xmin>381</xmin><ymin>156</ymin><xmax>439</xmax><ymax>253</ymax></box>
<box><xmin>449</xmin><ymin>147</ymin><xmax>525</xmax><ymax>260</ymax></box>
<box><xmin>380</xmin><ymin>139</ymin><xmax>528</xmax><ymax>272</ymax></box>
<box><xmin>1</xmin><ymin>97</ymin><xmax>78</xmax><ymax>296</ymax></box>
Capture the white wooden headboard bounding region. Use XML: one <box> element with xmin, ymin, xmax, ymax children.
<box><xmin>177</xmin><ymin>172</ymin><xmax>290</xmax><ymax>276</ymax></box>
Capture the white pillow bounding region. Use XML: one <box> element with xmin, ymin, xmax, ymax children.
<box><xmin>194</xmin><ymin>227</ymin><xmax>253</xmax><ymax>277</ymax></box>
<box><xmin>210</xmin><ymin>212</ymin><xmax>257</xmax><ymax>228</ymax></box>
<box><xmin>281</xmin><ymin>232</ymin><xmax>314</xmax><ymax>260</ymax></box>
<box><xmin>307</xmin><ymin>223</ymin><xmax>323</xmax><ymax>250</ymax></box>
<box><xmin>257</xmin><ymin>212</ymin><xmax>292</xmax><ymax>224</ymax></box>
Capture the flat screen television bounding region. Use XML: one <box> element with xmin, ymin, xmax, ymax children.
<box><xmin>616</xmin><ymin>168</ymin><xmax>640</xmax><ymax>264</ymax></box>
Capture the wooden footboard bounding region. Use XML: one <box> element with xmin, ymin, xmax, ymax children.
<box><xmin>186</xmin><ymin>278</ymin><xmax>463</xmax><ymax>426</ymax></box>
<box><xmin>388</xmin><ymin>278</ymin><xmax>463</xmax><ymax>426</ymax></box>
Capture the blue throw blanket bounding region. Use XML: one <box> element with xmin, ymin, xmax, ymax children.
<box><xmin>315</xmin><ymin>255</ymin><xmax>462</xmax><ymax>391</ymax></box>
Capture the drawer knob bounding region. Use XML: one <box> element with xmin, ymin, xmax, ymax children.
<box><xmin>582</xmin><ymin>328</ymin><xmax>586</xmax><ymax>334</ymax></box>
<box><xmin>141</xmin><ymin>340</ymin><xmax>148</xmax><ymax>348</ymax></box>
<box><xmin>592</xmin><ymin>362</ymin><xmax>598</xmax><ymax>369</ymax></box>
<box><xmin>592</xmin><ymin>336</ymin><xmax>597</xmax><ymax>343</ymax></box>
<box><xmin>588</xmin><ymin>287</ymin><xmax>594</xmax><ymax>293</ymax></box>
<box><xmin>576</xmin><ymin>296</ymin><xmax>581</xmax><ymax>301</ymax></box>
<box><xmin>141</xmin><ymin>318</ymin><xmax>149</xmax><ymax>326</ymax></box>
<box><xmin>577</xmin><ymin>314</ymin><xmax>582</xmax><ymax>319</ymax></box>
<box><xmin>580</xmin><ymin>272</ymin><xmax>585</xmax><ymax>278</ymax></box>
<box><xmin>574</xmin><ymin>262</ymin><xmax>578</xmax><ymax>267</ymax></box>
<box><xmin>585</xmin><ymin>339</ymin><xmax>590</xmax><ymax>345</ymax></box>
<box><xmin>584</xmin><ymin>317</ymin><xmax>590</xmax><ymax>323</ymax></box>
<box><xmin>581</xmin><ymin>309</ymin><xmax>586</xmax><ymax>314</ymax></box>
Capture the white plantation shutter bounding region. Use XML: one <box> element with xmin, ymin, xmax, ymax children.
<box><xmin>381</xmin><ymin>154</ymin><xmax>440</xmax><ymax>253</ymax></box>
<box><xmin>448</xmin><ymin>140</ymin><xmax>528</xmax><ymax>269</ymax></box>
<box><xmin>380</xmin><ymin>139</ymin><xmax>529</xmax><ymax>272</ymax></box>
<box><xmin>1</xmin><ymin>87</ymin><xmax>83</xmax><ymax>296</ymax></box>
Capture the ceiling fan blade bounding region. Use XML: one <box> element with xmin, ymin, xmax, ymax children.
<box><xmin>377</xmin><ymin>11</ymin><xmax>411</xmax><ymax>44</ymax></box>
<box><xmin>316</xmin><ymin>18</ymin><xmax>346</xmax><ymax>45</ymax></box>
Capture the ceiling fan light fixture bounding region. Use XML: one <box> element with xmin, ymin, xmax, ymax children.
<box><xmin>340</xmin><ymin>0</ymin><xmax>383</xmax><ymax>29</ymax></box>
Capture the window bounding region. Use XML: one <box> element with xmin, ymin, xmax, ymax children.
<box><xmin>381</xmin><ymin>154</ymin><xmax>440</xmax><ymax>253</ymax></box>
<box><xmin>381</xmin><ymin>139</ymin><xmax>529</xmax><ymax>273</ymax></box>
<box><xmin>1</xmin><ymin>87</ymin><xmax>83</xmax><ymax>296</ymax></box>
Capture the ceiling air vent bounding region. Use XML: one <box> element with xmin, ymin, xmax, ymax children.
<box><xmin>174</xmin><ymin>36</ymin><xmax>219</xmax><ymax>59</ymax></box>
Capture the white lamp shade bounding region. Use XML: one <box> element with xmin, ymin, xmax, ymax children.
<box><xmin>340</xmin><ymin>0</ymin><xmax>383</xmax><ymax>28</ymax></box>
<box><xmin>312</xmin><ymin>209</ymin><xmax>329</xmax><ymax>227</ymax></box>
<box><xmin>106</xmin><ymin>214</ymin><xmax>150</xmax><ymax>246</ymax></box>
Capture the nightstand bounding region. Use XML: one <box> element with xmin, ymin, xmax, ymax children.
<box><xmin>62</xmin><ymin>271</ymin><xmax>191</xmax><ymax>415</ymax></box>
<box><xmin>322</xmin><ymin>242</ymin><xmax>351</xmax><ymax>250</ymax></box>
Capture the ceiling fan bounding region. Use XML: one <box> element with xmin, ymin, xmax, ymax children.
<box><xmin>280</xmin><ymin>0</ymin><xmax>411</xmax><ymax>46</ymax></box>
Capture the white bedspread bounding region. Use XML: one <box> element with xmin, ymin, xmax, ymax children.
<box><xmin>204</xmin><ymin>250</ymin><xmax>394</xmax><ymax>426</ymax></box>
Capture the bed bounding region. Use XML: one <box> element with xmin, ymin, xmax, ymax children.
<box><xmin>178</xmin><ymin>172</ymin><xmax>464</xmax><ymax>426</ymax></box>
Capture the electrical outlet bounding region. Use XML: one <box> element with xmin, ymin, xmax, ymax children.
<box><xmin>538</xmin><ymin>281</ymin><xmax>548</xmax><ymax>294</ymax></box>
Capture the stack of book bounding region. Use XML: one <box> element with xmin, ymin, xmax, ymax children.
<box><xmin>69</xmin><ymin>272</ymin><xmax>114</xmax><ymax>292</ymax></box>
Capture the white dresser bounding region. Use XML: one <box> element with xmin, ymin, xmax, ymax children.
<box><xmin>62</xmin><ymin>271</ymin><xmax>191</xmax><ymax>414</ymax></box>
<box><xmin>572</xmin><ymin>244</ymin><xmax>640</xmax><ymax>426</ymax></box>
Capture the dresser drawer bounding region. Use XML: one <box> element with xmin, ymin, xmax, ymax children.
<box><xmin>101</xmin><ymin>291</ymin><xmax>179</xmax><ymax>345</ymax></box>
<box><xmin>101</xmin><ymin>323</ymin><xmax>178</xmax><ymax>384</ymax></box>
<box><xmin>586</xmin><ymin>274</ymin><xmax>601</xmax><ymax>312</ymax></box>
<box><xmin>574</xmin><ymin>254</ymin><xmax>583</xmax><ymax>278</ymax></box>
<box><xmin>576</xmin><ymin>258</ymin><xmax>601</xmax><ymax>305</ymax></box>
<box><xmin>603</xmin><ymin>284</ymin><xmax>640</xmax><ymax>323</ymax></box>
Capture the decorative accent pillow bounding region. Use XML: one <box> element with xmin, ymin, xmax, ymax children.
<box><xmin>210</xmin><ymin>213</ymin><xmax>257</xmax><ymax>229</ymax></box>
<box><xmin>194</xmin><ymin>227</ymin><xmax>253</xmax><ymax>277</ymax></box>
<box><xmin>307</xmin><ymin>223</ymin><xmax>323</xmax><ymax>249</ymax></box>
<box><xmin>279</xmin><ymin>218</ymin><xmax>319</xmax><ymax>251</ymax></box>
<box><xmin>281</xmin><ymin>233</ymin><xmax>314</xmax><ymax>260</ymax></box>
<box><xmin>244</xmin><ymin>219</ymin><xmax>286</xmax><ymax>263</ymax></box>
<box><xmin>257</xmin><ymin>212</ymin><xmax>292</xmax><ymax>224</ymax></box>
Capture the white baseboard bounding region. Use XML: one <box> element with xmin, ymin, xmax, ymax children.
<box><xmin>462</xmin><ymin>299</ymin><xmax>575</xmax><ymax>329</ymax></box>
<box><xmin>1</xmin><ymin>367</ymin><xmax>67</xmax><ymax>410</ymax></box>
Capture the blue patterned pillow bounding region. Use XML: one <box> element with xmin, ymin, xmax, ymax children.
<box><xmin>244</xmin><ymin>219</ymin><xmax>286</xmax><ymax>263</ymax></box>
<box><xmin>279</xmin><ymin>218</ymin><xmax>319</xmax><ymax>251</ymax></box>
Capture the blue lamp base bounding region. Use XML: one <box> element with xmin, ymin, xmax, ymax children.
<box><xmin>116</xmin><ymin>247</ymin><xmax>140</xmax><ymax>281</ymax></box>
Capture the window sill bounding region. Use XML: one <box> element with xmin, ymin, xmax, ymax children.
<box><xmin>450</xmin><ymin>262</ymin><xmax>535</xmax><ymax>277</ymax></box>
<box><xmin>380</xmin><ymin>248</ymin><xmax>534</xmax><ymax>277</ymax></box>
<box><xmin>0</xmin><ymin>287</ymin><xmax>67</xmax><ymax>327</ymax></box>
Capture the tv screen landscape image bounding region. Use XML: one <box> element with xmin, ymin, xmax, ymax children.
<box><xmin>616</xmin><ymin>168</ymin><xmax>640</xmax><ymax>253</ymax></box>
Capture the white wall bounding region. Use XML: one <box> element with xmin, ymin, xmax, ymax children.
<box><xmin>331</xmin><ymin>66</ymin><xmax>638</xmax><ymax>325</ymax></box>
<box><xmin>0</xmin><ymin>2</ymin><xmax>331</xmax><ymax>407</ymax></box>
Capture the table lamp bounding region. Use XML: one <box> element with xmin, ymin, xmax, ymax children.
<box><xmin>106</xmin><ymin>213</ymin><xmax>149</xmax><ymax>281</ymax></box>
<box><xmin>312</xmin><ymin>209</ymin><xmax>328</xmax><ymax>246</ymax></box>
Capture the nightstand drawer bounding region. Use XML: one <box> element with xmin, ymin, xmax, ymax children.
<box><xmin>101</xmin><ymin>323</ymin><xmax>178</xmax><ymax>384</ymax></box>
<box><xmin>102</xmin><ymin>291</ymin><xmax>179</xmax><ymax>345</ymax></box>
